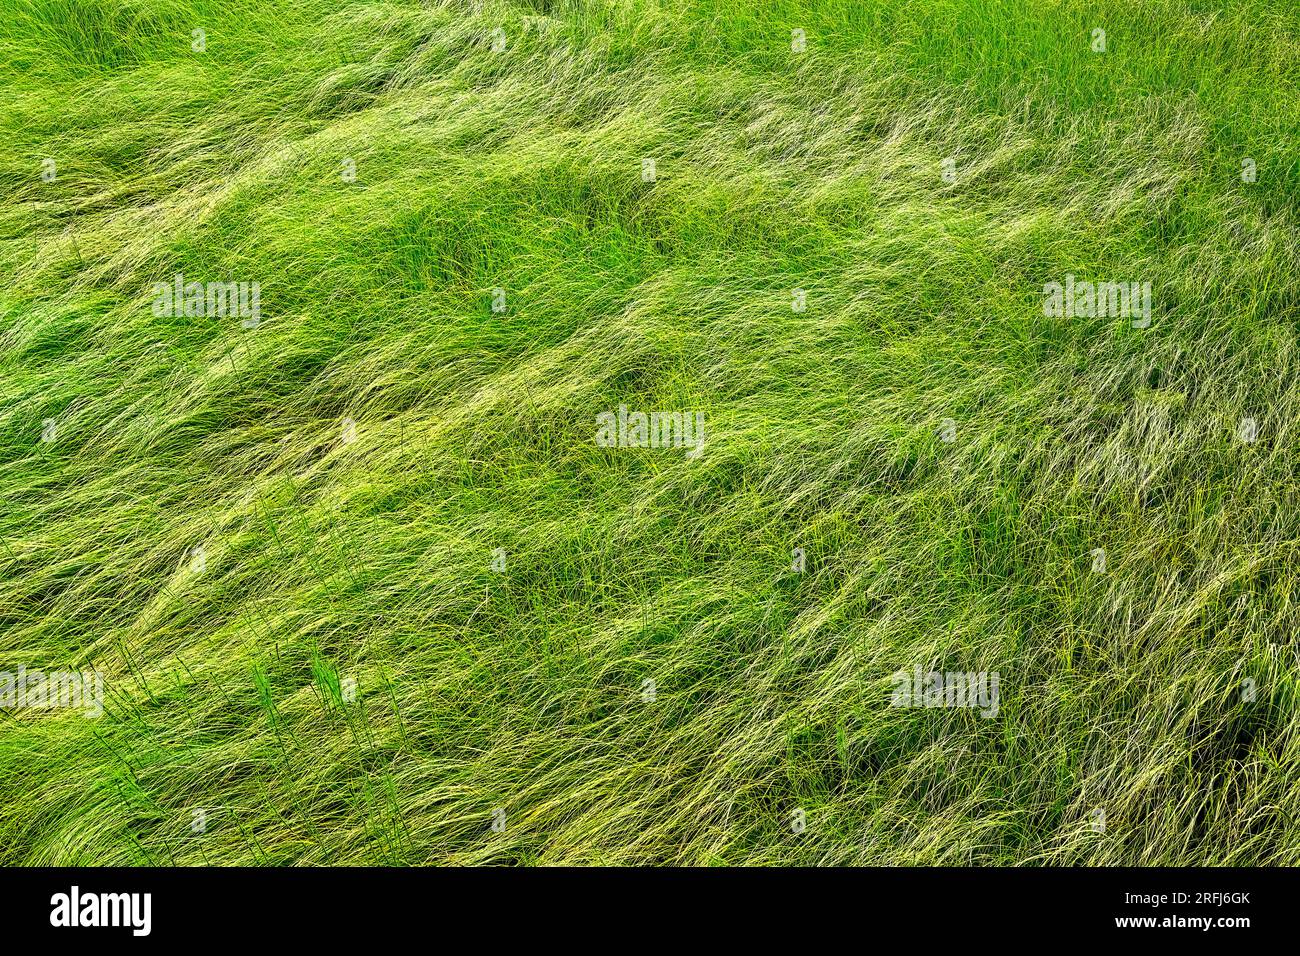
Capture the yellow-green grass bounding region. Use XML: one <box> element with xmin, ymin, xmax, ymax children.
<box><xmin>0</xmin><ymin>0</ymin><xmax>1297</xmax><ymax>864</ymax></box>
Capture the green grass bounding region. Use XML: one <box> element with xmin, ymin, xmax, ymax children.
<box><xmin>1</xmin><ymin>0</ymin><xmax>1298</xmax><ymax>865</ymax></box>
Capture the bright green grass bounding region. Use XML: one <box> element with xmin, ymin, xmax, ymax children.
<box><xmin>1</xmin><ymin>0</ymin><xmax>1298</xmax><ymax>865</ymax></box>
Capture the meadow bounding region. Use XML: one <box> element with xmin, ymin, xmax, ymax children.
<box><xmin>1</xmin><ymin>0</ymin><xmax>1298</xmax><ymax>864</ymax></box>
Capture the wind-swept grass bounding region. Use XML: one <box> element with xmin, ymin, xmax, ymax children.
<box><xmin>0</xmin><ymin>0</ymin><xmax>1297</xmax><ymax>865</ymax></box>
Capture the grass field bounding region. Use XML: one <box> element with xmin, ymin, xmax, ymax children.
<box><xmin>1</xmin><ymin>0</ymin><xmax>1298</xmax><ymax>865</ymax></box>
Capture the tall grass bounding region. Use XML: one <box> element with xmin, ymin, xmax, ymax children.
<box><xmin>0</xmin><ymin>0</ymin><xmax>1297</xmax><ymax>864</ymax></box>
